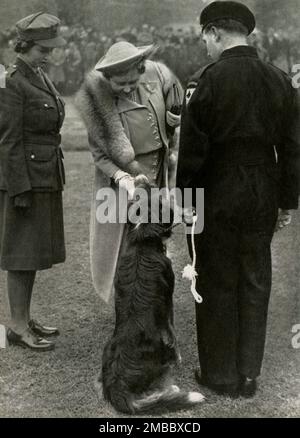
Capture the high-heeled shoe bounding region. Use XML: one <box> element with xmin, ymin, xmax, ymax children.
<box><xmin>6</xmin><ymin>327</ymin><xmax>55</xmax><ymax>351</ymax></box>
<box><xmin>28</xmin><ymin>319</ymin><xmax>60</xmax><ymax>337</ymax></box>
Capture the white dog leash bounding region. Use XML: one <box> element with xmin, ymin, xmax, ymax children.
<box><xmin>181</xmin><ymin>215</ymin><xmax>203</xmax><ymax>304</ymax></box>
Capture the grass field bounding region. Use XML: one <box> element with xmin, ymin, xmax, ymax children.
<box><xmin>0</xmin><ymin>99</ymin><xmax>299</xmax><ymax>418</ymax></box>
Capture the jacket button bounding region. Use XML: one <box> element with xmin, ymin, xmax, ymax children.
<box><xmin>31</xmin><ymin>154</ymin><xmax>35</xmax><ymax>159</ymax></box>
<box><xmin>44</xmin><ymin>103</ymin><xmax>49</xmax><ymax>108</ymax></box>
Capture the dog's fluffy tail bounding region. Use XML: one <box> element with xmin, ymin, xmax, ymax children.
<box><xmin>96</xmin><ymin>376</ymin><xmax>204</xmax><ymax>415</ymax></box>
<box><xmin>131</xmin><ymin>385</ymin><xmax>204</xmax><ymax>414</ymax></box>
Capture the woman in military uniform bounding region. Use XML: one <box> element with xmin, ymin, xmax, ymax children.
<box><xmin>76</xmin><ymin>41</ymin><xmax>183</xmax><ymax>302</ymax></box>
<box><xmin>0</xmin><ymin>13</ymin><xmax>67</xmax><ymax>351</ymax></box>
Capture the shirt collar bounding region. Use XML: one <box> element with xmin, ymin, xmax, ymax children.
<box><xmin>219</xmin><ymin>45</ymin><xmax>259</xmax><ymax>60</ymax></box>
<box><xmin>17</xmin><ymin>54</ymin><xmax>39</xmax><ymax>75</ymax></box>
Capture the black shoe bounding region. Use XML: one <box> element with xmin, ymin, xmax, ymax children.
<box><xmin>239</xmin><ymin>376</ymin><xmax>257</xmax><ymax>398</ymax></box>
<box><xmin>194</xmin><ymin>368</ymin><xmax>239</xmax><ymax>399</ymax></box>
<box><xmin>7</xmin><ymin>328</ymin><xmax>55</xmax><ymax>352</ymax></box>
<box><xmin>28</xmin><ymin>319</ymin><xmax>60</xmax><ymax>337</ymax></box>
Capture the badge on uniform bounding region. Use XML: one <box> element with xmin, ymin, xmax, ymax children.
<box><xmin>185</xmin><ymin>86</ymin><xmax>196</xmax><ymax>105</ymax></box>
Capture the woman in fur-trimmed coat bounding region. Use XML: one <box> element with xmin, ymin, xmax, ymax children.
<box><xmin>76</xmin><ymin>42</ymin><xmax>183</xmax><ymax>302</ymax></box>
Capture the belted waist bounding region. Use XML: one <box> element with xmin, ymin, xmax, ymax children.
<box><xmin>23</xmin><ymin>133</ymin><xmax>62</xmax><ymax>147</ymax></box>
<box><xmin>211</xmin><ymin>138</ymin><xmax>276</xmax><ymax>166</ymax></box>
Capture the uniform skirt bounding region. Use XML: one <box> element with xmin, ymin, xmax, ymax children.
<box><xmin>0</xmin><ymin>190</ymin><xmax>65</xmax><ymax>271</ymax></box>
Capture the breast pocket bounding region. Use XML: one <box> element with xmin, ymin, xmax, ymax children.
<box><xmin>24</xmin><ymin>99</ymin><xmax>58</xmax><ymax>132</ymax></box>
<box><xmin>25</xmin><ymin>146</ymin><xmax>57</xmax><ymax>189</ymax></box>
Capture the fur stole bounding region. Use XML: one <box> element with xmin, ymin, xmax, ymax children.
<box><xmin>75</xmin><ymin>60</ymin><xmax>180</xmax><ymax>168</ymax></box>
<box><xmin>75</xmin><ymin>69</ymin><xmax>135</xmax><ymax>168</ymax></box>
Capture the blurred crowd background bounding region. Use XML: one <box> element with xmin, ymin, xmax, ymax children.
<box><xmin>1</xmin><ymin>0</ymin><xmax>300</xmax><ymax>94</ymax></box>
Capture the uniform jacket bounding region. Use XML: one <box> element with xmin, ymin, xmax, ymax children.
<box><xmin>0</xmin><ymin>57</ymin><xmax>65</xmax><ymax>197</ymax></box>
<box><xmin>176</xmin><ymin>45</ymin><xmax>300</xmax><ymax>210</ymax></box>
<box><xmin>76</xmin><ymin>60</ymin><xmax>182</xmax><ymax>302</ymax></box>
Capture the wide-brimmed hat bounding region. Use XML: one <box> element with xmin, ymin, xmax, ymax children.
<box><xmin>200</xmin><ymin>1</ymin><xmax>256</xmax><ymax>35</ymax></box>
<box><xmin>16</xmin><ymin>12</ymin><xmax>66</xmax><ymax>47</ymax></box>
<box><xmin>95</xmin><ymin>41</ymin><xmax>155</xmax><ymax>73</ymax></box>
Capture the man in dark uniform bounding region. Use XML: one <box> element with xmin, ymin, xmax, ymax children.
<box><xmin>176</xmin><ymin>1</ymin><xmax>299</xmax><ymax>397</ymax></box>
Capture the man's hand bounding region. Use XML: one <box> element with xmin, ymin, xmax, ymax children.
<box><xmin>275</xmin><ymin>209</ymin><xmax>292</xmax><ymax>231</ymax></box>
<box><xmin>181</xmin><ymin>207</ymin><xmax>195</xmax><ymax>225</ymax></box>
<box><xmin>166</xmin><ymin>111</ymin><xmax>181</xmax><ymax>128</ymax></box>
<box><xmin>13</xmin><ymin>191</ymin><xmax>33</xmax><ymax>209</ymax></box>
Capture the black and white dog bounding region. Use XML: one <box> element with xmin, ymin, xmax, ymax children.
<box><xmin>96</xmin><ymin>181</ymin><xmax>204</xmax><ymax>414</ymax></box>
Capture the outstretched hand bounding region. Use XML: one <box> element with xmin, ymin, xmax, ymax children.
<box><xmin>275</xmin><ymin>209</ymin><xmax>292</xmax><ymax>232</ymax></box>
<box><xmin>180</xmin><ymin>207</ymin><xmax>195</xmax><ymax>225</ymax></box>
<box><xmin>118</xmin><ymin>175</ymin><xmax>136</xmax><ymax>200</ymax></box>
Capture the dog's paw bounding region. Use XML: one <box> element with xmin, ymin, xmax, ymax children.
<box><xmin>170</xmin><ymin>385</ymin><xmax>180</xmax><ymax>393</ymax></box>
<box><xmin>188</xmin><ymin>391</ymin><xmax>205</xmax><ymax>403</ymax></box>
<box><xmin>134</xmin><ymin>174</ymin><xmax>149</xmax><ymax>186</ymax></box>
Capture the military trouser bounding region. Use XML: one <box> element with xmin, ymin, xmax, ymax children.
<box><xmin>188</xmin><ymin>161</ymin><xmax>278</xmax><ymax>384</ymax></box>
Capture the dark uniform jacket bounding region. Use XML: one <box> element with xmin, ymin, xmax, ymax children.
<box><xmin>177</xmin><ymin>45</ymin><xmax>300</xmax><ymax>210</ymax></box>
<box><xmin>0</xmin><ymin>57</ymin><xmax>65</xmax><ymax>197</ymax></box>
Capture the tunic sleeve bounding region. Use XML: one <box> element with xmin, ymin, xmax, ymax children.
<box><xmin>176</xmin><ymin>73</ymin><xmax>213</xmax><ymax>193</ymax></box>
<box><xmin>0</xmin><ymin>76</ymin><xmax>32</xmax><ymax>197</ymax></box>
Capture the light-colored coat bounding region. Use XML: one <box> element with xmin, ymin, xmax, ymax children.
<box><xmin>76</xmin><ymin>60</ymin><xmax>182</xmax><ymax>302</ymax></box>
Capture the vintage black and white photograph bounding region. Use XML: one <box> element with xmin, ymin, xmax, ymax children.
<box><xmin>0</xmin><ymin>0</ymin><xmax>299</xmax><ymax>419</ymax></box>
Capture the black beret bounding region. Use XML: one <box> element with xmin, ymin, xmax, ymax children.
<box><xmin>200</xmin><ymin>1</ymin><xmax>256</xmax><ymax>35</ymax></box>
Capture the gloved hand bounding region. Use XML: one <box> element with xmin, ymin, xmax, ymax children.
<box><xmin>166</xmin><ymin>110</ymin><xmax>181</xmax><ymax>128</ymax></box>
<box><xmin>275</xmin><ymin>209</ymin><xmax>292</xmax><ymax>231</ymax></box>
<box><xmin>13</xmin><ymin>191</ymin><xmax>33</xmax><ymax>209</ymax></box>
<box><xmin>114</xmin><ymin>170</ymin><xmax>135</xmax><ymax>200</ymax></box>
